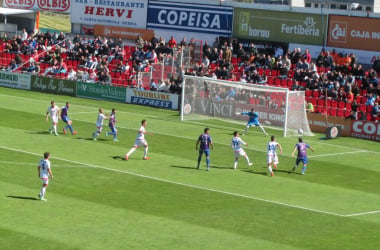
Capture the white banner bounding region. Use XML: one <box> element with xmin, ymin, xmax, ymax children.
<box><xmin>0</xmin><ymin>72</ymin><xmax>31</xmax><ymax>90</ymax></box>
<box><xmin>126</xmin><ymin>88</ymin><xmax>179</xmax><ymax>110</ymax></box>
<box><xmin>71</xmin><ymin>0</ymin><xmax>147</xmax><ymax>28</ymax></box>
<box><xmin>3</xmin><ymin>0</ymin><xmax>71</xmax><ymax>12</ymax></box>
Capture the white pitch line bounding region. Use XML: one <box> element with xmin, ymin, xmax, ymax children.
<box><xmin>345</xmin><ymin>210</ymin><xmax>380</xmax><ymax>217</ymax></box>
<box><xmin>0</xmin><ymin>160</ymin><xmax>88</xmax><ymax>168</ymax></box>
<box><xmin>308</xmin><ymin>150</ymin><xmax>368</xmax><ymax>158</ymax></box>
<box><xmin>1</xmin><ymin>145</ymin><xmax>377</xmax><ymax>218</ymax></box>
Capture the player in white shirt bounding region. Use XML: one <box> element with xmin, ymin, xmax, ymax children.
<box><xmin>38</xmin><ymin>152</ymin><xmax>54</xmax><ymax>201</ymax></box>
<box><xmin>125</xmin><ymin>119</ymin><xmax>153</xmax><ymax>161</ymax></box>
<box><xmin>231</xmin><ymin>131</ymin><xmax>253</xmax><ymax>169</ymax></box>
<box><xmin>267</xmin><ymin>135</ymin><xmax>283</xmax><ymax>177</ymax></box>
<box><xmin>46</xmin><ymin>101</ymin><xmax>60</xmax><ymax>136</ymax></box>
<box><xmin>92</xmin><ymin>108</ymin><xmax>109</xmax><ymax>141</ymax></box>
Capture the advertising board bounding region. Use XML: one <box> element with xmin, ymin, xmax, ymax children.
<box><xmin>0</xmin><ymin>71</ymin><xmax>31</xmax><ymax>90</ymax></box>
<box><xmin>147</xmin><ymin>1</ymin><xmax>233</xmax><ymax>36</ymax></box>
<box><xmin>94</xmin><ymin>25</ymin><xmax>154</xmax><ymax>41</ymax></box>
<box><xmin>306</xmin><ymin>113</ymin><xmax>352</xmax><ymax>137</ymax></box>
<box><xmin>3</xmin><ymin>0</ymin><xmax>71</xmax><ymax>12</ymax></box>
<box><xmin>233</xmin><ymin>8</ymin><xmax>327</xmax><ymax>45</ymax></box>
<box><xmin>327</xmin><ymin>15</ymin><xmax>380</xmax><ymax>52</ymax></box>
<box><xmin>351</xmin><ymin>120</ymin><xmax>380</xmax><ymax>142</ymax></box>
<box><xmin>71</xmin><ymin>0</ymin><xmax>147</xmax><ymax>28</ymax></box>
<box><xmin>126</xmin><ymin>88</ymin><xmax>178</xmax><ymax>110</ymax></box>
<box><xmin>77</xmin><ymin>81</ymin><xmax>126</xmax><ymax>102</ymax></box>
<box><xmin>31</xmin><ymin>76</ymin><xmax>76</xmax><ymax>96</ymax></box>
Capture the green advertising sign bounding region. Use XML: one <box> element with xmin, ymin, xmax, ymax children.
<box><xmin>77</xmin><ymin>81</ymin><xmax>126</xmax><ymax>103</ymax></box>
<box><xmin>31</xmin><ymin>76</ymin><xmax>76</xmax><ymax>96</ymax></box>
<box><xmin>233</xmin><ymin>8</ymin><xmax>327</xmax><ymax>45</ymax></box>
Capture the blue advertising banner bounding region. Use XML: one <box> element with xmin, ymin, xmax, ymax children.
<box><xmin>147</xmin><ymin>1</ymin><xmax>233</xmax><ymax>36</ymax></box>
<box><xmin>126</xmin><ymin>88</ymin><xmax>178</xmax><ymax>110</ymax></box>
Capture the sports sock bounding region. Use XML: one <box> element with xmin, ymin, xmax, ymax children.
<box><xmin>302</xmin><ymin>165</ymin><xmax>306</xmax><ymax>173</ymax></box>
<box><xmin>41</xmin><ymin>187</ymin><xmax>46</xmax><ymax>198</ymax></box>
<box><xmin>244</xmin><ymin>126</ymin><xmax>248</xmax><ymax>134</ymax></box>
<box><xmin>268</xmin><ymin>166</ymin><xmax>273</xmax><ymax>173</ymax></box>
<box><xmin>144</xmin><ymin>147</ymin><xmax>149</xmax><ymax>158</ymax></box>
<box><xmin>67</xmin><ymin>124</ymin><xmax>73</xmax><ymax>133</ymax></box>
<box><xmin>259</xmin><ymin>125</ymin><xmax>268</xmax><ymax>135</ymax></box>
<box><xmin>234</xmin><ymin>160</ymin><xmax>238</xmax><ymax>169</ymax></box>
<box><xmin>206</xmin><ymin>158</ymin><xmax>210</xmax><ymax>168</ymax></box>
<box><xmin>127</xmin><ymin>147</ymin><xmax>136</xmax><ymax>157</ymax></box>
<box><xmin>245</xmin><ymin>156</ymin><xmax>250</xmax><ymax>164</ymax></box>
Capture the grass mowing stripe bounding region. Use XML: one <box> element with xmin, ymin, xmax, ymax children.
<box><xmin>0</xmin><ymin>94</ymin><xmax>380</xmax><ymax>158</ymax></box>
<box><xmin>0</xmin><ymin>145</ymin><xmax>371</xmax><ymax>218</ymax></box>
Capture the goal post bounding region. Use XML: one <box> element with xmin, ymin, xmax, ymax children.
<box><xmin>180</xmin><ymin>75</ymin><xmax>313</xmax><ymax>137</ymax></box>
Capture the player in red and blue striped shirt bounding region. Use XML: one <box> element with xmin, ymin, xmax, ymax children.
<box><xmin>196</xmin><ymin>128</ymin><xmax>214</xmax><ymax>171</ymax></box>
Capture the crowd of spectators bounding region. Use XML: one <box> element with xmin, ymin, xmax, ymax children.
<box><xmin>0</xmin><ymin>29</ymin><xmax>379</xmax><ymax>121</ymax></box>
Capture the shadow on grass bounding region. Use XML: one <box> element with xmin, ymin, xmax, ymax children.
<box><xmin>31</xmin><ymin>131</ymin><xmax>53</xmax><ymax>135</ymax></box>
<box><xmin>6</xmin><ymin>195</ymin><xmax>38</xmax><ymax>201</ymax></box>
<box><xmin>113</xmin><ymin>156</ymin><xmax>126</xmax><ymax>161</ymax></box>
<box><xmin>170</xmin><ymin>165</ymin><xmax>197</xmax><ymax>170</ymax></box>
<box><xmin>75</xmin><ymin>137</ymin><xmax>107</xmax><ymax>141</ymax></box>
<box><xmin>240</xmin><ymin>169</ymin><xmax>268</xmax><ymax>176</ymax></box>
<box><xmin>170</xmin><ymin>165</ymin><xmax>229</xmax><ymax>171</ymax></box>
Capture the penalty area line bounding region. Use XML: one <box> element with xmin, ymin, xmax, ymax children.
<box><xmin>1</xmin><ymin>145</ymin><xmax>370</xmax><ymax>218</ymax></box>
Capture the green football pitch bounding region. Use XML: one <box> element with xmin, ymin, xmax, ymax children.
<box><xmin>1</xmin><ymin>87</ymin><xmax>380</xmax><ymax>249</ymax></box>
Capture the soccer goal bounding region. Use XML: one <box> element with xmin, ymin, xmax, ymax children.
<box><xmin>180</xmin><ymin>75</ymin><xmax>313</xmax><ymax>137</ymax></box>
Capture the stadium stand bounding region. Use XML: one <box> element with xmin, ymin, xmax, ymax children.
<box><xmin>1</xmin><ymin>30</ymin><xmax>379</xmax><ymax>121</ymax></box>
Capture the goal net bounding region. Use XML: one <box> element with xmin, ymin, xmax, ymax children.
<box><xmin>180</xmin><ymin>75</ymin><xmax>313</xmax><ymax>137</ymax></box>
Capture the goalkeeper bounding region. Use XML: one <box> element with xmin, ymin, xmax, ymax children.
<box><xmin>241</xmin><ymin>108</ymin><xmax>268</xmax><ymax>136</ymax></box>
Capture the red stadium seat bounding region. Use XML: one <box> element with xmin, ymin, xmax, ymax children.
<box><xmin>267</xmin><ymin>76</ymin><xmax>274</xmax><ymax>85</ymax></box>
<box><xmin>329</xmin><ymin>108</ymin><xmax>337</xmax><ymax>116</ymax></box>
<box><xmin>310</xmin><ymin>97</ymin><xmax>317</xmax><ymax>106</ymax></box>
<box><xmin>367</xmin><ymin>105</ymin><xmax>373</xmax><ymax>113</ymax></box>
<box><xmin>312</xmin><ymin>90</ymin><xmax>320</xmax><ymax>98</ymax></box>
<box><xmin>360</xmin><ymin>96</ymin><xmax>367</xmax><ymax>104</ymax></box>
<box><xmin>274</xmin><ymin>78</ymin><xmax>281</xmax><ymax>86</ymax></box>
<box><xmin>338</xmin><ymin>101</ymin><xmax>346</xmax><ymax>109</ymax></box>
<box><xmin>359</xmin><ymin>104</ymin><xmax>367</xmax><ymax>112</ymax></box>
<box><xmin>346</xmin><ymin>102</ymin><xmax>352</xmax><ymax>111</ymax></box>
<box><xmin>317</xmin><ymin>99</ymin><xmax>325</xmax><ymax>107</ymax></box>
<box><xmin>281</xmin><ymin>79</ymin><xmax>287</xmax><ymax>87</ymax></box>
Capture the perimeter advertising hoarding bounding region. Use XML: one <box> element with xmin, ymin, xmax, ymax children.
<box><xmin>3</xmin><ymin>0</ymin><xmax>71</xmax><ymax>12</ymax></box>
<box><xmin>233</xmin><ymin>8</ymin><xmax>327</xmax><ymax>45</ymax></box>
<box><xmin>126</xmin><ymin>88</ymin><xmax>178</xmax><ymax>110</ymax></box>
<box><xmin>306</xmin><ymin>113</ymin><xmax>351</xmax><ymax>137</ymax></box>
<box><xmin>77</xmin><ymin>81</ymin><xmax>126</xmax><ymax>102</ymax></box>
<box><xmin>351</xmin><ymin>120</ymin><xmax>380</xmax><ymax>142</ymax></box>
<box><xmin>0</xmin><ymin>71</ymin><xmax>31</xmax><ymax>90</ymax></box>
<box><xmin>71</xmin><ymin>0</ymin><xmax>147</xmax><ymax>28</ymax></box>
<box><xmin>327</xmin><ymin>15</ymin><xmax>380</xmax><ymax>52</ymax></box>
<box><xmin>147</xmin><ymin>1</ymin><xmax>233</xmax><ymax>36</ymax></box>
<box><xmin>94</xmin><ymin>25</ymin><xmax>154</xmax><ymax>41</ymax></box>
<box><xmin>31</xmin><ymin>76</ymin><xmax>76</xmax><ymax>96</ymax></box>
